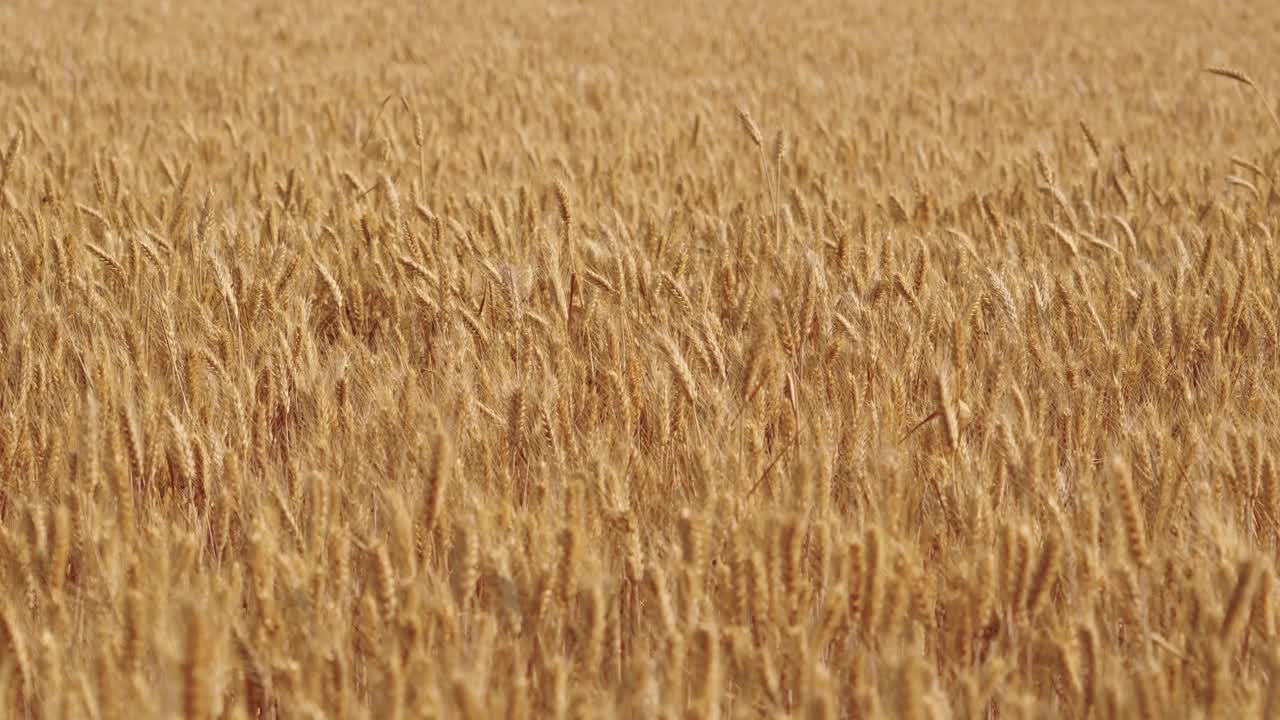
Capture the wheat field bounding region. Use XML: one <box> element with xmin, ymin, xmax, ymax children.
<box><xmin>3</xmin><ymin>0</ymin><xmax>1280</xmax><ymax>717</ymax></box>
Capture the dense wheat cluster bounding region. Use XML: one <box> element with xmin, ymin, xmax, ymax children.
<box><xmin>5</xmin><ymin>0</ymin><xmax>1280</xmax><ymax>717</ymax></box>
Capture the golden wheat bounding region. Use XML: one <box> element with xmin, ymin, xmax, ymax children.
<box><xmin>1</xmin><ymin>0</ymin><xmax>1279</xmax><ymax>717</ymax></box>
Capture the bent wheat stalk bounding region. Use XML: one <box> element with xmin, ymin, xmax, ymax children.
<box><xmin>1205</xmin><ymin>67</ymin><xmax>1280</xmax><ymax>135</ymax></box>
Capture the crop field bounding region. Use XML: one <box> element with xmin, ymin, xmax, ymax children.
<box><xmin>3</xmin><ymin>0</ymin><xmax>1280</xmax><ymax>717</ymax></box>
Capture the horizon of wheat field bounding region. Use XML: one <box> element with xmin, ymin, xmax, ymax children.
<box><xmin>2</xmin><ymin>1</ymin><xmax>1280</xmax><ymax>718</ymax></box>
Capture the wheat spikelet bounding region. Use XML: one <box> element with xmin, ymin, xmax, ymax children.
<box><xmin>47</xmin><ymin>505</ymin><xmax>70</xmax><ymax>596</ymax></box>
<box><xmin>574</xmin><ymin>580</ymin><xmax>604</xmax><ymax>671</ymax></box>
<box><xmin>0</xmin><ymin>605</ymin><xmax>32</xmax><ymax>702</ymax></box>
<box><xmin>861</xmin><ymin>528</ymin><xmax>882</xmax><ymax>640</ymax></box>
<box><xmin>772</xmin><ymin>129</ymin><xmax>786</xmax><ymax>170</ymax></box>
<box><xmin>316</xmin><ymin>259</ymin><xmax>344</xmax><ymax>313</ymax></box>
<box><xmin>372</xmin><ymin>541</ymin><xmax>397</xmax><ymax>619</ymax></box>
<box><xmin>182</xmin><ymin>603</ymin><xmax>210</xmax><ymax>720</ymax></box>
<box><xmin>1110</xmin><ymin>456</ymin><xmax>1149</xmax><ymax>567</ymax></box>
<box><xmin>1206</xmin><ymin>66</ymin><xmax>1256</xmax><ymax>88</ymax></box>
<box><xmin>693</xmin><ymin>624</ymin><xmax>721</xmax><ymax>720</ymax></box>
<box><xmin>0</xmin><ymin>129</ymin><xmax>21</xmax><ymax>195</ymax></box>
<box><xmin>1079</xmin><ymin>120</ymin><xmax>1102</xmax><ymax>158</ymax></box>
<box><xmin>1205</xmin><ymin>67</ymin><xmax>1280</xmax><ymax>134</ymax></box>
<box><xmin>85</xmin><ymin>237</ymin><xmax>127</xmax><ymax>278</ymax></box>
<box><xmin>554</xmin><ymin>181</ymin><xmax>573</xmax><ymax>233</ymax></box>
<box><xmin>936</xmin><ymin>371</ymin><xmax>959</xmax><ymax>452</ymax></box>
<box><xmin>1221</xmin><ymin>558</ymin><xmax>1259</xmax><ymax>646</ymax></box>
<box><xmin>1024</xmin><ymin>534</ymin><xmax>1060</xmax><ymax>617</ymax></box>
<box><xmin>737</xmin><ymin>108</ymin><xmax>763</xmax><ymax>148</ymax></box>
